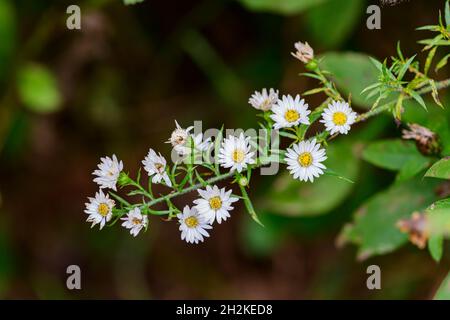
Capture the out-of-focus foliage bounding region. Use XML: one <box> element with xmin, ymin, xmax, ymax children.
<box><xmin>426</xmin><ymin>158</ymin><xmax>450</xmax><ymax>180</ymax></box>
<box><xmin>339</xmin><ymin>178</ymin><xmax>440</xmax><ymax>260</ymax></box>
<box><xmin>319</xmin><ymin>52</ymin><xmax>379</xmax><ymax>109</ymax></box>
<box><xmin>434</xmin><ymin>272</ymin><xmax>450</xmax><ymax>300</ymax></box>
<box><xmin>237</xmin><ymin>0</ymin><xmax>329</xmax><ymax>15</ymax></box>
<box><xmin>305</xmin><ymin>0</ymin><xmax>364</xmax><ymax>49</ymax></box>
<box><xmin>17</xmin><ymin>63</ymin><xmax>62</xmax><ymax>113</ymax></box>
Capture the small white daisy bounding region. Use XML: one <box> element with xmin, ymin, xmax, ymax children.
<box><xmin>248</xmin><ymin>88</ymin><xmax>279</xmax><ymax>112</ymax></box>
<box><xmin>92</xmin><ymin>154</ymin><xmax>123</xmax><ymax>191</ymax></box>
<box><xmin>320</xmin><ymin>101</ymin><xmax>357</xmax><ymax>135</ymax></box>
<box><xmin>177</xmin><ymin>206</ymin><xmax>212</xmax><ymax>244</ymax></box>
<box><xmin>193</xmin><ymin>185</ymin><xmax>239</xmax><ymax>224</ymax></box>
<box><xmin>121</xmin><ymin>207</ymin><xmax>148</xmax><ymax>237</ymax></box>
<box><xmin>142</xmin><ymin>148</ymin><xmax>172</xmax><ymax>187</ymax></box>
<box><xmin>284</xmin><ymin>138</ymin><xmax>327</xmax><ymax>182</ymax></box>
<box><xmin>178</xmin><ymin>132</ymin><xmax>212</xmax><ymax>157</ymax></box>
<box><xmin>166</xmin><ymin>120</ymin><xmax>194</xmax><ymax>150</ymax></box>
<box><xmin>270</xmin><ymin>94</ymin><xmax>311</xmax><ymax>130</ymax></box>
<box><xmin>218</xmin><ymin>133</ymin><xmax>255</xmax><ymax>173</ymax></box>
<box><xmin>84</xmin><ymin>190</ymin><xmax>115</xmax><ymax>230</ymax></box>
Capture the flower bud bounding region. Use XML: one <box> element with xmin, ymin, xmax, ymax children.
<box><xmin>117</xmin><ymin>171</ymin><xmax>132</xmax><ymax>188</ymax></box>
<box><xmin>291</xmin><ymin>41</ymin><xmax>314</xmax><ymax>64</ymax></box>
<box><xmin>238</xmin><ymin>177</ymin><xmax>249</xmax><ymax>187</ymax></box>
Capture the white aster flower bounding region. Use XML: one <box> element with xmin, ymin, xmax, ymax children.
<box><xmin>121</xmin><ymin>207</ymin><xmax>148</xmax><ymax>237</ymax></box>
<box><xmin>166</xmin><ymin>120</ymin><xmax>194</xmax><ymax>149</ymax></box>
<box><xmin>320</xmin><ymin>100</ymin><xmax>357</xmax><ymax>135</ymax></box>
<box><xmin>270</xmin><ymin>94</ymin><xmax>311</xmax><ymax>130</ymax></box>
<box><xmin>84</xmin><ymin>190</ymin><xmax>115</xmax><ymax>230</ymax></box>
<box><xmin>291</xmin><ymin>41</ymin><xmax>314</xmax><ymax>64</ymax></box>
<box><xmin>218</xmin><ymin>133</ymin><xmax>255</xmax><ymax>173</ymax></box>
<box><xmin>285</xmin><ymin>138</ymin><xmax>327</xmax><ymax>182</ymax></box>
<box><xmin>92</xmin><ymin>154</ymin><xmax>123</xmax><ymax>191</ymax></box>
<box><xmin>177</xmin><ymin>206</ymin><xmax>212</xmax><ymax>244</ymax></box>
<box><xmin>248</xmin><ymin>88</ymin><xmax>279</xmax><ymax>112</ymax></box>
<box><xmin>142</xmin><ymin>148</ymin><xmax>172</xmax><ymax>187</ymax></box>
<box><xmin>193</xmin><ymin>185</ymin><xmax>239</xmax><ymax>224</ymax></box>
<box><xmin>177</xmin><ymin>132</ymin><xmax>212</xmax><ymax>157</ymax></box>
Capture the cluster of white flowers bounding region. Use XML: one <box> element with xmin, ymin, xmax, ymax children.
<box><xmin>84</xmin><ymin>41</ymin><xmax>359</xmax><ymax>245</ymax></box>
<box><xmin>247</xmin><ymin>88</ymin><xmax>357</xmax><ymax>182</ymax></box>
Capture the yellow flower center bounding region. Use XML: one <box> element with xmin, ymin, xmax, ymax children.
<box><xmin>97</xmin><ymin>203</ymin><xmax>110</xmax><ymax>217</ymax></box>
<box><xmin>185</xmin><ymin>216</ymin><xmax>198</xmax><ymax>228</ymax></box>
<box><xmin>298</xmin><ymin>152</ymin><xmax>313</xmax><ymax>167</ymax></box>
<box><xmin>132</xmin><ymin>217</ymin><xmax>142</xmax><ymax>225</ymax></box>
<box><xmin>232</xmin><ymin>149</ymin><xmax>245</xmax><ymax>163</ymax></box>
<box><xmin>284</xmin><ymin>109</ymin><xmax>300</xmax><ymax>123</ymax></box>
<box><xmin>155</xmin><ymin>163</ymin><xmax>164</xmax><ymax>172</ymax></box>
<box><xmin>332</xmin><ymin>112</ymin><xmax>347</xmax><ymax>126</ymax></box>
<box><xmin>209</xmin><ymin>196</ymin><xmax>222</xmax><ymax>210</ymax></box>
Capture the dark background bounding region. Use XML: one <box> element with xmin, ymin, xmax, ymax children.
<box><xmin>0</xmin><ymin>0</ymin><xmax>448</xmax><ymax>299</ymax></box>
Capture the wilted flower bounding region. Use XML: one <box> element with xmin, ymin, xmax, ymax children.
<box><xmin>402</xmin><ymin>123</ymin><xmax>440</xmax><ymax>155</ymax></box>
<box><xmin>397</xmin><ymin>212</ymin><xmax>428</xmax><ymax>249</ymax></box>
<box><xmin>121</xmin><ymin>207</ymin><xmax>148</xmax><ymax>237</ymax></box>
<box><xmin>291</xmin><ymin>41</ymin><xmax>314</xmax><ymax>64</ymax></box>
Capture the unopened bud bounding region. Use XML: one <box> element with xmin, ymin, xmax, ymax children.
<box><xmin>238</xmin><ymin>177</ymin><xmax>249</xmax><ymax>187</ymax></box>
<box><xmin>117</xmin><ymin>171</ymin><xmax>132</xmax><ymax>188</ymax></box>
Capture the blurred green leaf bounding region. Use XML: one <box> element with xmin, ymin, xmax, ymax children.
<box><xmin>427</xmin><ymin>198</ymin><xmax>450</xmax><ymax>237</ymax></box>
<box><xmin>123</xmin><ymin>0</ymin><xmax>145</xmax><ymax>5</ymax></box>
<box><xmin>396</xmin><ymin>157</ymin><xmax>430</xmax><ymax>182</ymax></box>
<box><xmin>0</xmin><ymin>0</ymin><xmax>15</xmax><ymax>85</ymax></box>
<box><xmin>237</xmin><ymin>0</ymin><xmax>328</xmax><ymax>15</ymax></box>
<box><xmin>338</xmin><ymin>178</ymin><xmax>439</xmax><ymax>260</ymax></box>
<box><xmin>428</xmin><ymin>235</ymin><xmax>444</xmax><ymax>262</ymax></box>
<box><xmin>425</xmin><ymin>158</ymin><xmax>450</xmax><ymax>180</ymax></box>
<box><xmin>319</xmin><ymin>52</ymin><xmax>379</xmax><ymax>109</ymax></box>
<box><xmin>305</xmin><ymin>0</ymin><xmax>364</xmax><ymax>48</ymax></box>
<box><xmin>434</xmin><ymin>272</ymin><xmax>450</xmax><ymax>300</ymax></box>
<box><xmin>259</xmin><ymin>138</ymin><xmax>359</xmax><ymax>216</ymax></box>
<box><xmin>17</xmin><ymin>63</ymin><xmax>62</xmax><ymax>113</ymax></box>
<box><xmin>362</xmin><ymin>139</ymin><xmax>429</xmax><ymax>171</ymax></box>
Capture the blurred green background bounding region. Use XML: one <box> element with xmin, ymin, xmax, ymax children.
<box><xmin>0</xmin><ymin>0</ymin><xmax>448</xmax><ymax>299</ymax></box>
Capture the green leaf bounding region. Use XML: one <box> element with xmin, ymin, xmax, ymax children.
<box><xmin>259</xmin><ymin>138</ymin><xmax>359</xmax><ymax>216</ymax></box>
<box><xmin>434</xmin><ymin>272</ymin><xmax>450</xmax><ymax>300</ymax></box>
<box><xmin>237</xmin><ymin>0</ymin><xmax>328</xmax><ymax>15</ymax></box>
<box><xmin>363</xmin><ymin>139</ymin><xmax>429</xmax><ymax>171</ymax></box>
<box><xmin>123</xmin><ymin>0</ymin><xmax>145</xmax><ymax>5</ymax></box>
<box><xmin>319</xmin><ymin>52</ymin><xmax>379</xmax><ymax>109</ymax></box>
<box><xmin>426</xmin><ymin>198</ymin><xmax>450</xmax><ymax>237</ymax></box>
<box><xmin>17</xmin><ymin>63</ymin><xmax>62</xmax><ymax>113</ymax></box>
<box><xmin>240</xmin><ymin>184</ymin><xmax>264</xmax><ymax>226</ymax></box>
<box><xmin>305</xmin><ymin>0</ymin><xmax>364</xmax><ymax>48</ymax></box>
<box><xmin>407</xmin><ymin>89</ymin><xmax>427</xmax><ymax>111</ymax></box>
<box><xmin>428</xmin><ymin>235</ymin><xmax>444</xmax><ymax>262</ymax></box>
<box><xmin>425</xmin><ymin>157</ymin><xmax>450</xmax><ymax>180</ymax></box>
<box><xmin>338</xmin><ymin>178</ymin><xmax>439</xmax><ymax>260</ymax></box>
<box><xmin>435</xmin><ymin>53</ymin><xmax>450</xmax><ymax>73</ymax></box>
<box><xmin>396</xmin><ymin>157</ymin><xmax>430</xmax><ymax>182</ymax></box>
<box><xmin>445</xmin><ymin>0</ymin><xmax>450</xmax><ymax>27</ymax></box>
